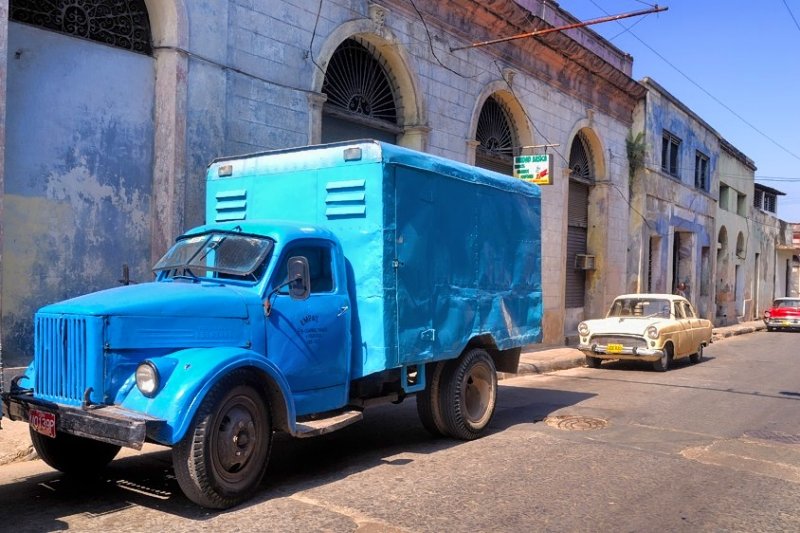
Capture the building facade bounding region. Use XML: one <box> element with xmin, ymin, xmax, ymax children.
<box><xmin>0</xmin><ymin>0</ymin><xmax>645</xmax><ymax>364</ymax></box>
<box><xmin>627</xmin><ymin>78</ymin><xmax>718</xmax><ymax>320</ymax></box>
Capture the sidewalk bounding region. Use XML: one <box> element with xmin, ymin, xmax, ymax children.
<box><xmin>0</xmin><ymin>320</ymin><xmax>767</xmax><ymax>466</ymax></box>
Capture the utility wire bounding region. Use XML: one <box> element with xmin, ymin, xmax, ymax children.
<box><xmin>782</xmin><ymin>0</ymin><xmax>800</xmax><ymax>33</ymax></box>
<box><xmin>588</xmin><ymin>0</ymin><xmax>800</xmax><ymax>164</ymax></box>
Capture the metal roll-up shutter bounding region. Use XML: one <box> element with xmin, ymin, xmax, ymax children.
<box><xmin>566</xmin><ymin>180</ymin><xmax>589</xmax><ymax>308</ymax></box>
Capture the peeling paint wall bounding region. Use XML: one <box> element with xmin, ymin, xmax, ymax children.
<box><xmin>3</xmin><ymin>24</ymin><xmax>154</xmax><ymax>365</ymax></box>
<box><xmin>628</xmin><ymin>79</ymin><xmax>717</xmax><ymax>320</ymax></box>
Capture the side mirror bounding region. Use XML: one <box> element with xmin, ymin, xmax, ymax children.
<box><xmin>287</xmin><ymin>256</ymin><xmax>310</xmax><ymax>300</ymax></box>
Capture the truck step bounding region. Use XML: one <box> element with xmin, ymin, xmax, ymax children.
<box><xmin>294</xmin><ymin>410</ymin><xmax>363</xmax><ymax>438</ymax></box>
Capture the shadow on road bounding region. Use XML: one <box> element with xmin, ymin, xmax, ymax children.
<box><xmin>0</xmin><ymin>384</ymin><xmax>593</xmax><ymax>526</ymax></box>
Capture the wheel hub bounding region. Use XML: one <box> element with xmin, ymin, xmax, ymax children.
<box><xmin>217</xmin><ymin>406</ymin><xmax>256</xmax><ymax>472</ymax></box>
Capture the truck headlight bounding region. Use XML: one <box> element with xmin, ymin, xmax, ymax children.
<box><xmin>578</xmin><ymin>322</ymin><xmax>590</xmax><ymax>336</ymax></box>
<box><xmin>136</xmin><ymin>361</ymin><xmax>160</xmax><ymax>397</ymax></box>
<box><xmin>646</xmin><ymin>326</ymin><xmax>659</xmax><ymax>340</ymax></box>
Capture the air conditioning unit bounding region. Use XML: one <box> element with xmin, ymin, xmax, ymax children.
<box><xmin>575</xmin><ymin>254</ymin><xmax>596</xmax><ymax>270</ymax></box>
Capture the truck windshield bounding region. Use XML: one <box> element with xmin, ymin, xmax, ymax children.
<box><xmin>153</xmin><ymin>232</ymin><xmax>273</xmax><ymax>282</ymax></box>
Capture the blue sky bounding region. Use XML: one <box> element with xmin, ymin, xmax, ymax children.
<box><xmin>558</xmin><ymin>0</ymin><xmax>800</xmax><ymax>222</ymax></box>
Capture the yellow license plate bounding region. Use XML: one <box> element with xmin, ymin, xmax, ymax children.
<box><xmin>606</xmin><ymin>343</ymin><xmax>624</xmax><ymax>353</ymax></box>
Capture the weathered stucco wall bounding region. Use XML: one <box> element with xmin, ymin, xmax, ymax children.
<box><xmin>2</xmin><ymin>23</ymin><xmax>155</xmax><ymax>365</ymax></box>
<box><xmin>628</xmin><ymin>79</ymin><xmax>718</xmax><ymax>320</ymax></box>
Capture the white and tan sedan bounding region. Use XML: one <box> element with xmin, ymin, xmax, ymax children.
<box><xmin>578</xmin><ymin>294</ymin><xmax>712</xmax><ymax>371</ymax></box>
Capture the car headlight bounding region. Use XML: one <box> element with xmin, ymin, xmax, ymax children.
<box><xmin>646</xmin><ymin>326</ymin><xmax>659</xmax><ymax>340</ymax></box>
<box><xmin>135</xmin><ymin>361</ymin><xmax>160</xmax><ymax>397</ymax></box>
<box><xmin>578</xmin><ymin>322</ymin><xmax>590</xmax><ymax>336</ymax></box>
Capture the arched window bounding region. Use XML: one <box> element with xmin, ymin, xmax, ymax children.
<box><xmin>566</xmin><ymin>131</ymin><xmax>594</xmax><ymax>308</ymax></box>
<box><xmin>321</xmin><ymin>38</ymin><xmax>399</xmax><ymax>143</ymax></box>
<box><xmin>717</xmin><ymin>226</ymin><xmax>728</xmax><ymax>259</ymax></box>
<box><xmin>10</xmin><ymin>0</ymin><xmax>152</xmax><ymax>55</ymax></box>
<box><xmin>569</xmin><ymin>132</ymin><xmax>594</xmax><ymax>183</ymax></box>
<box><xmin>475</xmin><ymin>95</ymin><xmax>516</xmax><ymax>175</ymax></box>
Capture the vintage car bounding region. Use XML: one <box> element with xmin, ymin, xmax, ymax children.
<box><xmin>578</xmin><ymin>293</ymin><xmax>712</xmax><ymax>371</ymax></box>
<box><xmin>763</xmin><ymin>297</ymin><xmax>800</xmax><ymax>331</ymax></box>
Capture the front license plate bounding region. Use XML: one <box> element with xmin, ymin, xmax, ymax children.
<box><xmin>30</xmin><ymin>408</ymin><xmax>56</xmax><ymax>438</ymax></box>
<box><xmin>783</xmin><ymin>320</ymin><xmax>792</xmax><ymax>326</ymax></box>
<box><xmin>606</xmin><ymin>343</ymin><xmax>624</xmax><ymax>353</ymax></box>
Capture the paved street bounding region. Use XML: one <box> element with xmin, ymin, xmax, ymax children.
<box><xmin>1</xmin><ymin>330</ymin><xmax>799</xmax><ymax>531</ymax></box>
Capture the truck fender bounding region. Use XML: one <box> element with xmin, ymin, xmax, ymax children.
<box><xmin>115</xmin><ymin>347</ymin><xmax>296</xmax><ymax>446</ymax></box>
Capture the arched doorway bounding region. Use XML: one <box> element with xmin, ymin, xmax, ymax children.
<box><xmin>565</xmin><ymin>131</ymin><xmax>594</xmax><ymax>309</ymax></box>
<box><xmin>4</xmin><ymin>0</ymin><xmax>156</xmax><ymax>364</ymax></box>
<box><xmin>321</xmin><ymin>38</ymin><xmax>400</xmax><ymax>143</ymax></box>
<box><xmin>475</xmin><ymin>95</ymin><xmax>517</xmax><ymax>175</ymax></box>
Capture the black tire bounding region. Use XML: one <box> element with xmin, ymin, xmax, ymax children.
<box><xmin>439</xmin><ymin>348</ymin><xmax>497</xmax><ymax>441</ymax></box>
<box><xmin>653</xmin><ymin>344</ymin><xmax>673</xmax><ymax>372</ymax></box>
<box><xmin>173</xmin><ymin>371</ymin><xmax>272</xmax><ymax>509</ymax></box>
<box><xmin>689</xmin><ymin>344</ymin><xmax>704</xmax><ymax>364</ymax></box>
<box><xmin>767</xmin><ymin>327</ymin><xmax>775</xmax><ymax>332</ymax></box>
<box><xmin>30</xmin><ymin>428</ymin><xmax>120</xmax><ymax>476</ymax></box>
<box><xmin>416</xmin><ymin>361</ymin><xmax>449</xmax><ymax>437</ymax></box>
<box><xmin>585</xmin><ymin>355</ymin><xmax>602</xmax><ymax>368</ymax></box>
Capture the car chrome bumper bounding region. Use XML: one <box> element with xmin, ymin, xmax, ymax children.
<box><xmin>764</xmin><ymin>318</ymin><xmax>800</xmax><ymax>328</ymax></box>
<box><xmin>579</xmin><ymin>344</ymin><xmax>664</xmax><ymax>361</ymax></box>
<box><xmin>2</xmin><ymin>391</ymin><xmax>163</xmax><ymax>450</ymax></box>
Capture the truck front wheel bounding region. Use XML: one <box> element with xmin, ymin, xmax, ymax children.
<box><xmin>173</xmin><ymin>371</ymin><xmax>272</xmax><ymax>509</ymax></box>
<box><xmin>439</xmin><ymin>348</ymin><xmax>498</xmax><ymax>440</ymax></box>
<box><xmin>30</xmin><ymin>429</ymin><xmax>120</xmax><ymax>476</ymax></box>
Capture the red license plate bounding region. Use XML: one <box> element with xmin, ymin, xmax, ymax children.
<box><xmin>30</xmin><ymin>408</ymin><xmax>56</xmax><ymax>438</ymax></box>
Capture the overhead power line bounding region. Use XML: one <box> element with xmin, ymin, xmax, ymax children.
<box><xmin>450</xmin><ymin>5</ymin><xmax>667</xmax><ymax>52</ymax></box>
<box><xmin>587</xmin><ymin>0</ymin><xmax>800</xmax><ymax>164</ymax></box>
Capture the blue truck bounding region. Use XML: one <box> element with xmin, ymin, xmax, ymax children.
<box><xmin>3</xmin><ymin>140</ymin><xmax>542</xmax><ymax>508</ymax></box>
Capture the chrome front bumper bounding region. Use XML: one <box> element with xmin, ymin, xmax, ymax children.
<box><xmin>579</xmin><ymin>343</ymin><xmax>664</xmax><ymax>361</ymax></box>
<box><xmin>764</xmin><ymin>318</ymin><xmax>800</xmax><ymax>328</ymax></box>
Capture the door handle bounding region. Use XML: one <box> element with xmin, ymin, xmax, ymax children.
<box><xmin>337</xmin><ymin>305</ymin><xmax>349</xmax><ymax>317</ymax></box>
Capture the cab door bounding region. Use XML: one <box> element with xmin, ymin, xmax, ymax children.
<box><xmin>266</xmin><ymin>239</ymin><xmax>351</xmax><ymax>415</ymax></box>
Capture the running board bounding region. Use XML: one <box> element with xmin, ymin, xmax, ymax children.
<box><xmin>294</xmin><ymin>410</ymin><xmax>363</xmax><ymax>438</ymax></box>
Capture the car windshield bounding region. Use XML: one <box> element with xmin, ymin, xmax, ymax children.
<box><xmin>775</xmin><ymin>299</ymin><xmax>800</xmax><ymax>308</ymax></box>
<box><xmin>153</xmin><ymin>232</ymin><xmax>273</xmax><ymax>282</ymax></box>
<box><xmin>607</xmin><ymin>298</ymin><xmax>671</xmax><ymax>319</ymax></box>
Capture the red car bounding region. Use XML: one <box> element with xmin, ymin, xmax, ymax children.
<box><xmin>763</xmin><ymin>298</ymin><xmax>800</xmax><ymax>331</ymax></box>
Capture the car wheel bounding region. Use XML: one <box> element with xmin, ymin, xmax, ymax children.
<box><xmin>173</xmin><ymin>370</ymin><xmax>272</xmax><ymax>509</ymax></box>
<box><xmin>439</xmin><ymin>348</ymin><xmax>497</xmax><ymax>441</ymax></box>
<box><xmin>653</xmin><ymin>345</ymin><xmax>673</xmax><ymax>372</ymax></box>
<box><xmin>767</xmin><ymin>326</ymin><xmax>774</xmax><ymax>332</ymax></box>
<box><xmin>585</xmin><ymin>355</ymin><xmax>602</xmax><ymax>368</ymax></box>
<box><xmin>689</xmin><ymin>344</ymin><xmax>703</xmax><ymax>364</ymax></box>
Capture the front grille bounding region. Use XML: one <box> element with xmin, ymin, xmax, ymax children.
<box><xmin>592</xmin><ymin>335</ymin><xmax>646</xmax><ymax>348</ymax></box>
<box><xmin>35</xmin><ymin>315</ymin><xmax>102</xmax><ymax>406</ymax></box>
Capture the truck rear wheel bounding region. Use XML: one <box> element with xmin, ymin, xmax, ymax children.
<box><xmin>416</xmin><ymin>361</ymin><xmax>449</xmax><ymax>437</ymax></box>
<box><xmin>30</xmin><ymin>429</ymin><xmax>120</xmax><ymax>476</ymax></box>
<box><xmin>173</xmin><ymin>371</ymin><xmax>272</xmax><ymax>509</ymax></box>
<box><xmin>439</xmin><ymin>348</ymin><xmax>497</xmax><ymax>440</ymax></box>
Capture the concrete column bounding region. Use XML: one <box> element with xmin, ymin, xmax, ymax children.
<box><xmin>399</xmin><ymin>125</ymin><xmax>430</xmax><ymax>152</ymax></box>
<box><xmin>0</xmin><ymin>0</ymin><xmax>8</xmax><ymax>329</ymax></box>
<box><xmin>307</xmin><ymin>92</ymin><xmax>327</xmax><ymax>146</ymax></box>
<box><xmin>150</xmin><ymin>47</ymin><xmax>189</xmax><ymax>265</ymax></box>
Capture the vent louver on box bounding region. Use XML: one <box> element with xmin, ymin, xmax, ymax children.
<box><xmin>215</xmin><ymin>189</ymin><xmax>247</xmax><ymax>222</ymax></box>
<box><xmin>325</xmin><ymin>179</ymin><xmax>366</xmax><ymax>218</ymax></box>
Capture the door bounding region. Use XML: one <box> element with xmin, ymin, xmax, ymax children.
<box><xmin>266</xmin><ymin>240</ymin><xmax>351</xmax><ymax>414</ymax></box>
